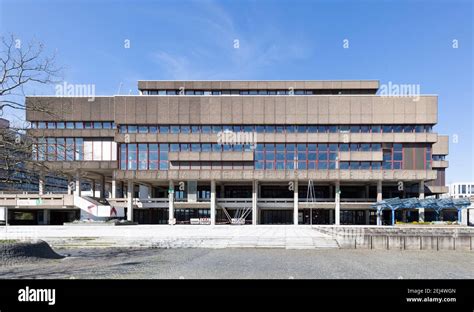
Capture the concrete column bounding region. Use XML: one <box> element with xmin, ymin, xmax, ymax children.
<box><xmin>91</xmin><ymin>180</ymin><xmax>96</xmax><ymax>197</ymax></box>
<box><xmin>418</xmin><ymin>181</ymin><xmax>425</xmax><ymax>199</ymax></box>
<box><xmin>67</xmin><ymin>176</ymin><xmax>73</xmax><ymax>195</ymax></box>
<box><xmin>168</xmin><ymin>180</ymin><xmax>175</xmax><ymax>224</ymax></box>
<box><xmin>100</xmin><ymin>176</ymin><xmax>106</xmax><ymax>199</ymax></box>
<box><xmin>127</xmin><ymin>180</ymin><xmax>133</xmax><ymax>221</ymax></box>
<box><xmin>418</xmin><ymin>181</ymin><xmax>425</xmax><ymax>222</ymax></box>
<box><xmin>210</xmin><ymin>180</ymin><xmax>216</xmax><ymax>226</ymax></box>
<box><xmin>365</xmin><ymin>209</ymin><xmax>370</xmax><ymax>225</ymax></box>
<box><xmin>111</xmin><ymin>180</ymin><xmax>117</xmax><ymax>198</ymax></box>
<box><xmin>376</xmin><ymin>181</ymin><xmax>382</xmax><ymax>202</ymax></box>
<box><xmin>461</xmin><ymin>209</ymin><xmax>468</xmax><ymax>226</ymax></box>
<box><xmin>335</xmin><ymin>181</ymin><xmax>340</xmax><ymax>225</ymax></box>
<box><xmin>418</xmin><ymin>208</ymin><xmax>425</xmax><ymax>222</ymax></box>
<box><xmin>252</xmin><ymin>180</ymin><xmax>258</xmax><ymax>225</ymax></box>
<box><xmin>43</xmin><ymin>209</ymin><xmax>49</xmax><ymax>225</ymax></box>
<box><xmin>293</xmin><ymin>180</ymin><xmax>299</xmax><ymax>225</ymax></box>
<box><xmin>376</xmin><ymin>181</ymin><xmax>382</xmax><ymax>226</ymax></box>
<box><xmin>38</xmin><ymin>174</ymin><xmax>45</xmax><ymax>195</ymax></box>
<box><xmin>74</xmin><ymin>170</ymin><xmax>81</xmax><ymax>196</ymax></box>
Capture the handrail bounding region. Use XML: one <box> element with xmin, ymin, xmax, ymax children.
<box><xmin>217</xmin><ymin>198</ymin><xmax>253</xmax><ymax>202</ymax></box>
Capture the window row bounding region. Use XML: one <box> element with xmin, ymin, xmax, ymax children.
<box><xmin>141</xmin><ymin>89</ymin><xmax>372</xmax><ymax>96</ymax></box>
<box><xmin>120</xmin><ymin>143</ymin><xmax>383</xmax><ymax>154</ymax></box>
<box><xmin>31</xmin><ymin>121</ymin><xmax>116</xmax><ymax>130</ymax></box>
<box><xmin>432</xmin><ymin>155</ymin><xmax>446</xmax><ymax>161</ymax></box>
<box><xmin>32</xmin><ymin>138</ymin><xmax>117</xmax><ymax>161</ymax></box>
<box><xmin>120</xmin><ymin>143</ymin><xmax>169</xmax><ymax>170</ymax></box>
<box><xmin>119</xmin><ymin>124</ymin><xmax>433</xmax><ymax>134</ymax></box>
<box><xmin>118</xmin><ymin>143</ymin><xmax>431</xmax><ymax>171</ymax></box>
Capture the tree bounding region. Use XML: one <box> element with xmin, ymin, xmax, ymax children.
<box><xmin>0</xmin><ymin>34</ymin><xmax>65</xmax><ymax>191</ymax></box>
<box><xmin>1</xmin><ymin>34</ymin><xmax>61</xmax><ymax>115</ymax></box>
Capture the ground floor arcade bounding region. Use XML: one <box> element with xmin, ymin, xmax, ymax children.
<box><xmin>2</xmin><ymin>176</ymin><xmax>458</xmax><ymax>226</ymax></box>
<box><xmin>99</xmin><ymin>178</ymin><xmax>447</xmax><ymax>226</ymax></box>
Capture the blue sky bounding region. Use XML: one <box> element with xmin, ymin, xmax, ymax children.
<box><xmin>0</xmin><ymin>0</ymin><xmax>472</xmax><ymax>182</ymax></box>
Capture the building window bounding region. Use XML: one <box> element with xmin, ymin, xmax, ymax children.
<box><xmin>138</xmin><ymin>144</ymin><xmax>148</xmax><ymax>170</ymax></box>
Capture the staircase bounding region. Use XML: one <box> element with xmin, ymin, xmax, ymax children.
<box><xmin>74</xmin><ymin>196</ymin><xmax>114</xmax><ymax>221</ymax></box>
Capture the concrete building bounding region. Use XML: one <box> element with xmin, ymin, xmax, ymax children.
<box><xmin>449</xmin><ymin>182</ymin><xmax>474</xmax><ymax>199</ymax></box>
<box><xmin>0</xmin><ymin>80</ymin><xmax>452</xmax><ymax>225</ymax></box>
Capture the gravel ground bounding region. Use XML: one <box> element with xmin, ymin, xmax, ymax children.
<box><xmin>0</xmin><ymin>248</ymin><xmax>473</xmax><ymax>279</ymax></box>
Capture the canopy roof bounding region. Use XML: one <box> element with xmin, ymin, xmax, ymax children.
<box><xmin>371</xmin><ymin>197</ymin><xmax>471</xmax><ymax>212</ymax></box>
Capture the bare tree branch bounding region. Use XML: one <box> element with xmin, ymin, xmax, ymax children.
<box><xmin>0</xmin><ymin>34</ymin><xmax>67</xmax><ymax>191</ymax></box>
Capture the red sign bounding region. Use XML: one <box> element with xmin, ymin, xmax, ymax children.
<box><xmin>110</xmin><ymin>207</ymin><xmax>117</xmax><ymax>217</ymax></box>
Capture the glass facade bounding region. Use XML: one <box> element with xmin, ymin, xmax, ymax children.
<box><xmin>31</xmin><ymin>121</ymin><xmax>116</xmax><ymax>129</ymax></box>
<box><xmin>118</xmin><ymin>124</ymin><xmax>433</xmax><ymax>134</ymax></box>
<box><xmin>118</xmin><ymin>143</ymin><xmax>432</xmax><ymax>171</ymax></box>
<box><xmin>121</xmin><ymin>143</ymin><xmax>169</xmax><ymax>170</ymax></box>
<box><xmin>32</xmin><ymin>138</ymin><xmax>116</xmax><ymax>161</ymax></box>
<box><xmin>141</xmin><ymin>89</ymin><xmax>376</xmax><ymax>96</ymax></box>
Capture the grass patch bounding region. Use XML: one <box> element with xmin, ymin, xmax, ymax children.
<box><xmin>0</xmin><ymin>239</ymin><xmax>19</xmax><ymax>244</ymax></box>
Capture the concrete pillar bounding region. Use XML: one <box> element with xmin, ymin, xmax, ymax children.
<box><xmin>418</xmin><ymin>181</ymin><xmax>425</xmax><ymax>199</ymax></box>
<box><xmin>418</xmin><ymin>181</ymin><xmax>425</xmax><ymax>222</ymax></box>
<box><xmin>111</xmin><ymin>180</ymin><xmax>117</xmax><ymax>198</ymax></box>
<box><xmin>376</xmin><ymin>181</ymin><xmax>382</xmax><ymax>225</ymax></box>
<box><xmin>418</xmin><ymin>208</ymin><xmax>425</xmax><ymax>222</ymax></box>
<box><xmin>38</xmin><ymin>174</ymin><xmax>45</xmax><ymax>195</ymax></box>
<box><xmin>74</xmin><ymin>170</ymin><xmax>81</xmax><ymax>196</ymax></box>
<box><xmin>252</xmin><ymin>180</ymin><xmax>258</xmax><ymax>225</ymax></box>
<box><xmin>210</xmin><ymin>180</ymin><xmax>216</xmax><ymax>225</ymax></box>
<box><xmin>168</xmin><ymin>180</ymin><xmax>175</xmax><ymax>224</ymax></box>
<box><xmin>335</xmin><ymin>181</ymin><xmax>340</xmax><ymax>225</ymax></box>
<box><xmin>43</xmin><ymin>209</ymin><xmax>49</xmax><ymax>225</ymax></box>
<box><xmin>67</xmin><ymin>176</ymin><xmax>73</xmax><ymax>195</ymax></box>
<box><xmin>293</xmin><ymin>179</ymin><xmax>299</xmax><ymax>225</ymax></box>
<box><xmin>376</xmin><ymin>181</ymin><xmax>382</xmax><ymax>202</ymax></box>
<box><xmin>365</xmin><ymin>209</ymin><xmax>370</xmax><ymax>225</ymax></box>
<box><xmin>100</xmin><ymin>175</ymin><xmax>106</xmax><ymax>199</ymax></box>
<box><xmin>127</xmin><ymin>180</ymin><xmax>133</xmax><ymax>221</ymax></box>
<box><xmin>461</xmin><ymin>209</ymin><xmax>468</xmax><ymax>226</ymax></box>
<box><xmin>91</xmin><ymin>180</ymin><xmax>96</xmax><ymax>197</ymax></box>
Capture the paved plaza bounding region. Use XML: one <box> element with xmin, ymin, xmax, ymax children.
<box><xmin>0</xmin><ymin>225</ymin><xmax>340</xmax><ymax>249</ymax></box>
<box><xmin>0</xmin><ymin>247</ymin><xmax>473</xmax><ymax>279</ymax></box>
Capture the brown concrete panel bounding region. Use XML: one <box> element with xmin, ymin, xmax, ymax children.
<box><xmin>231</xmin><ymin>97</ymin><xmax>243</xmax><ymax>124</ymax></box>
<box><xmin>146</xmin><ymin>97</ymin><xmax>158</xmax><ymax>123</ymax></box>
<box><xmin>263</xmin><ymin>97</ymin><xmax>276</xmax><ymax>124</ymax></box>
<box><xmin>432</xmin><ymin>135</ymin><xmax>449</xmax><ymax>155</ymax></box>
